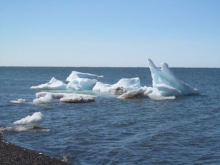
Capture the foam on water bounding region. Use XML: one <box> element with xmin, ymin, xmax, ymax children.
<box><xmin>0</xmin><ymin>126</ymin><xmax>50</xmax><ymax>132</ymax></box>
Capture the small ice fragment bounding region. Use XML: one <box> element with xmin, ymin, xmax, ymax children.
<box><xmin>60</xmin><ymin>94</ymin><xmax>96</xmax><ymax>103</ymax></box>
<box><xmin>31</xmin><ymin>77</ymin><xmax>67</xmax><ymax>90</ymax></box>
<box><xmin>66</xmin><ymin>71</ymin><xmax>103</xmax><ymax>81</ymax></box>
<box><xmin>149</xmin><ymin>95</ymin><xmax>176</xmax><ymax>100</ymax></box>
<box><xmin>33</xmin><ymin>93</ymin><xmax>52</xmax><ymax>104</ymax></box>
<box><xmin>10</xmin><ymin>99</ymin><xmax>25</xmax><ymax>104</ymax></box>
<box><xmin>13</xmin><ymin>112</ymin><xmax>44</xmax><ymax>127</ymax></box>
<box><xmin>36</xmin><ymin>92</ymin><xmax>48</xmax><ymax>98</ymax></box>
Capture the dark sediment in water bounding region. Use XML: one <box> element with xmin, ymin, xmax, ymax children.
<box><xmin>0</xmin><ymin>133</ymin><xmax>70</xmax><ymax>165</ymax></box>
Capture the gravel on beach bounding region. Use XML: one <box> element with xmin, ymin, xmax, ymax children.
<box><xmin>0</xmin><ymin>133</ymin><xmax>70</xmax><ymax>165</ymax></box>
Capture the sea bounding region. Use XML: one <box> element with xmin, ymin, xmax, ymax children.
<box><xmin>0</xmin><ymin>67</ymin><xmax>220</xmax><ymax>165</ymax></box>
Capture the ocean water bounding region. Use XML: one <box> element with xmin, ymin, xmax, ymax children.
<box><xmin>0</xmin><ymin>67</ymin><xmax>220</xmax><ymax>165</ymax></box>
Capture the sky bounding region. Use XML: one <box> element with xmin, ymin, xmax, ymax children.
<box><xmin>0</xmin><ymin>0</ymin><xmax>220</xmax><ymax>67</ymax></box>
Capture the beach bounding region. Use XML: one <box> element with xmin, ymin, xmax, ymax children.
<box><xmin>0</xmin><ymin>133</ymin><xmax>70</xmax><ymax>165</ymax></box>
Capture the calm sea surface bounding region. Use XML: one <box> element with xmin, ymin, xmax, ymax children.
<box><xmin>0</xmin><ymin>67</ymin><xmax>220</xmax><ymax>165</ymax></box>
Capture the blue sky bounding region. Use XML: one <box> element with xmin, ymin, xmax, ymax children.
<box><xmin>0</xmin><ymin>0</ymin><xmax>220</xmax><ymax>67</ymax></box>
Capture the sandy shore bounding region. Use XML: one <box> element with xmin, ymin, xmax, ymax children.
<box><xmin>0</xmin><ymin>133</ymin><xmax>70</xmax><ymax>165</ymax></box>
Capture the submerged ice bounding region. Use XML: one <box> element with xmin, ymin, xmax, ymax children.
<box><xmin>13</xmin><ymin>112</ymin><xmax>44</xmax><ymax>127</ymax></box>
<box><xmin>11</xmin><ymin>99</ymin><xmax>25</xmax><ymax>104</ymax></box>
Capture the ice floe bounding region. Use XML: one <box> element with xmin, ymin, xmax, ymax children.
<box><xmin>33</xmin><ymin>93</ymin><xmax>52</xmax><ymax>104</ymax></box>
<box><xmin>10</xmin><ymin>99</ymin><xmax>25</xmax><ymax>104</ymax></box>
<box><xmin>92</xmin><ymin>82</ymin><xmax>112</xmax><ymax>93</ymax></box>
<box><xmin>93</xmin><ymin>77</ymin><xmax>141</xmax><ymax>94</ymax></box>
<box><xmin>35</xmin><ymin>92</ymin><xmax>96</xmax><ymax>103</ymax></box>
<box><xmin>67</xmin><ymin>78</ymin><xmax>97</xmax><ymax>91</ymax></box>
<box><xmin>25</xmin><ymin>60</ymin><xmax>199</xmax><ymax>103</ymax></box>
<box><xmin>148</xmin><ymin>58</ymin><xmax>199</xmax><ymax>98</ymax></box>
<box><xmin>13</xmin><ymin>112</ymin><xmax>44</xmax><ymax>128</ymax></box>
<box><xmin>60</xmin><ymin>94</ymin><xmax>96</xmax><ymax>103</ymax></box>
<box><xmin>112</xmin><ymin>77</ymin><xmax>141</xmax><ymax>90</ymax></box>
<box><xmin>66</xmin><ymin>71</ymin><xmax>103</xmax><ymax>81</ymax></box>
<box><xmin>31</xmin><ymin>77</ymin><xmax>67</xmax><ymax>90</ymax></box>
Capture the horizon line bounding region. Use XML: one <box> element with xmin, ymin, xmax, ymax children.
<box><xmin>0</xmin><ymin>66</ymin><xmax>219</xmax><ymax>69</ymax></box>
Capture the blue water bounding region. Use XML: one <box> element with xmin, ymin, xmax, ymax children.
<box><xmin>0</xmin><ymin>67</ymin><xmax>220</xmax><ymax>165</ymax></box>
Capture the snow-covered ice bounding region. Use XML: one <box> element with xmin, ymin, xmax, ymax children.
<box><xmin>33</xmin><ymin>93</ymin><xmax>52</xmax><ymax>104</ymax></box>
<box><xmin>66</xmin><ymin>71</ymin><xmax>103</xmax><ymax>81</ymax></box>
<box><xmin>31</xmin><ymin>77</ymin><xmax>67</xmax><ymax>90</ymax></box>
<box><xmin>60</xmin><ymin>94</ymin><xmax>96</xmax><ymax>103</ymax></box>
<box><xmin>10</xmin><ymin>99</ymin><xmax>25</xmax><ymax>104</ymax></box>
<box><xmin>148</xmin><ymin>58</ymin><xmax>199</xmax><ymax>98</ymax></box>
<box><xmin>13</xmin><ymin>112</ymin><xmax>44</xmax><ymax>128</ymax></box>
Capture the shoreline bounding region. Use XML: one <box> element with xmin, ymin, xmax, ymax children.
<box><xmin>0</xmin><ymin>132</ymin><xmax>70</xmax><ymax>165</ymax></box>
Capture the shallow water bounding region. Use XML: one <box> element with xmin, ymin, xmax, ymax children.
<box><xmin>0</xmin><ymin>67</ymin><xmax>220</xmax><ymax>164</ymax></box>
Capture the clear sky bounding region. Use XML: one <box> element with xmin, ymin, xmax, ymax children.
<box><xmin>0</xmin><ymin>0</ymin><xmax>220</xmax><ymax>67</ymax></box>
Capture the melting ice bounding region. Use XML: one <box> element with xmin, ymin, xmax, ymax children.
<box><xmin>13</xmin><ymin>112</ymin><xmax>44</xmax><ymax>128</ymax></box>
<box><xmin>33</xmin><ymin>93</ymin><xmax>53</xmax><ymax>104</ymax></box>
<box><xmin>148</xmin><ymin>58</ymin><xmax>199</xmax><ymax>99</ymax></box>
<box><xmin>35</xmin><ymin>92</ymin><xmax>96</xmax><ymax>103</ymax></box>
<box><xmin>60</xmin><ymin>94</ymin><xmax>96</xmax><ymax>103</ymax></box>
<box><xmin>31</xmin><ymin>77</ymin><xmax>67</xmax><ymax>90</ymax></box>
<box><xmin>66</xmin><ymin>71</ymin><xmax>103</xmax><ymax>81</ymax></box>
<box><xmin>11</xmin><ymin>99</ymin><xmax>25</xmax><ymax>104</ymax></box>
<box><xmin>93</xmin><ymin>77</ymin><xmax>141</xmax><ymax>94</ymax></box>
<box><xmin>28</xmin><ymin>60</ymin><xmax>199</xmax><ymax>102</ymax></box>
